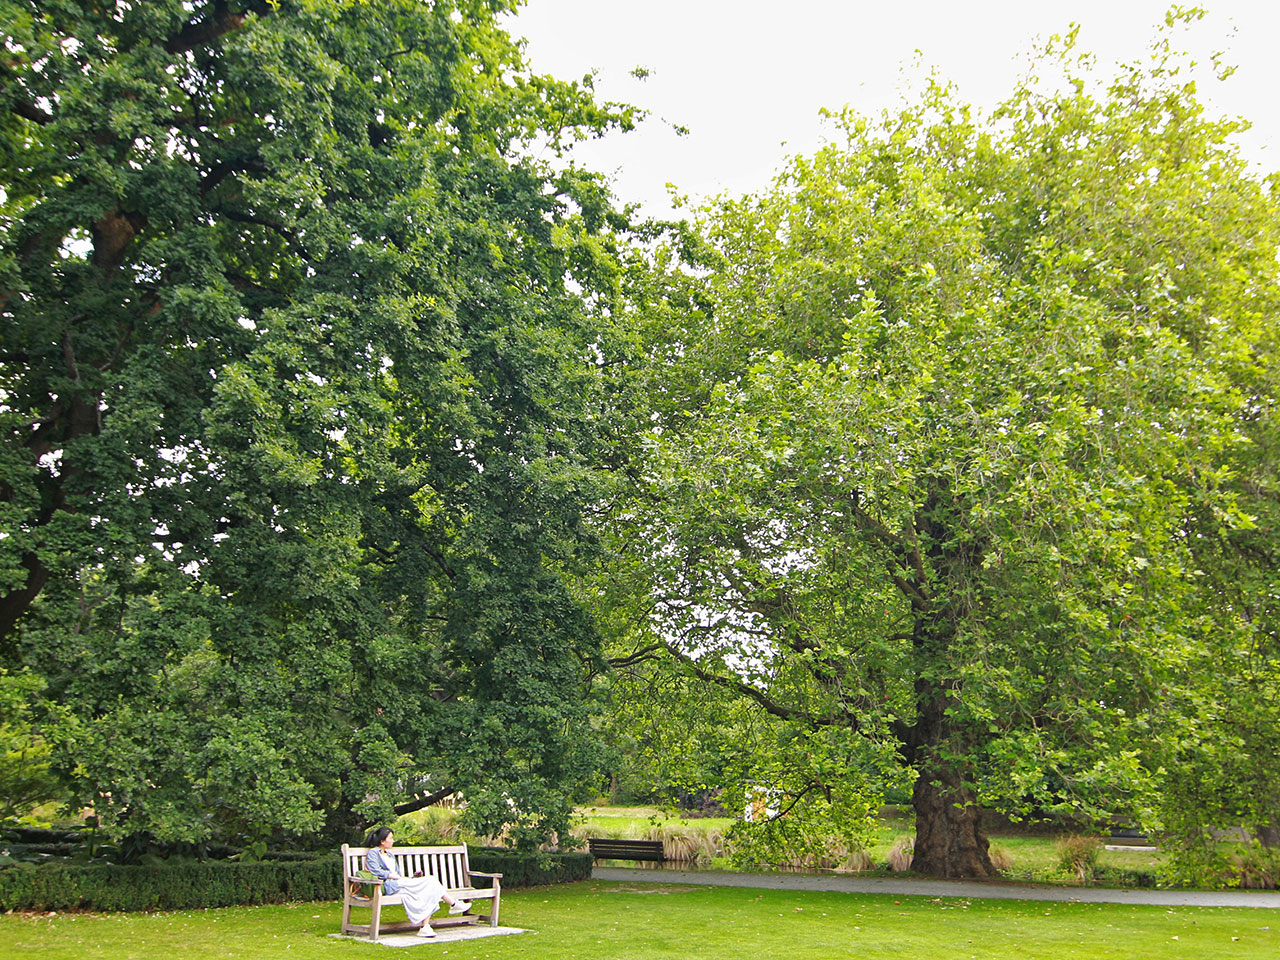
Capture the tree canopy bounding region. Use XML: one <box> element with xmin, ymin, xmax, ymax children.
<box><xmin>4</xmin><ymin>4</ymin><xmax>1277</xmax><ymax>883</ymax></box>
<box><xmin>1</xmin><ymin>0</ymin><xmax>638</xmax><ymax>847</ymax></box>
<box><xmin>614</xmin><ymin>22</ymin><xmax>1280</xmax><ymax>878</ymax></box>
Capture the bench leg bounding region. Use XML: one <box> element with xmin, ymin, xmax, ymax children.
<box><xmin>341</xmin><ymin>896</ymin><xmax>352</xmax><ymax>936</ymax></box>
<box><xmin>489</xmin><ymin>880</ymin><xmax>501</xmax><ymax>927</ymax></box>
<box><xmin>371</xmin><ymin>893</ymin><xmax>382</xmax><ymax>942</ymax></box>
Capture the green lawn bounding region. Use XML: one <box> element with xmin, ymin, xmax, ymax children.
<box><xmin>573</xmin><ymin>806</ymin><xmax>735</xmax><ymax>837</ymax></box>
<box><xmin>1</xmin><ymin>881</ymin><xmax>1274</xmax><ymax>960</ymax></box>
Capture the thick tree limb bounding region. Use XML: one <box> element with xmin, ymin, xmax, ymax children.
<box><xmin>888</xmin><ymin>568</ymin><xmax>930</xmax><ymax>610</ymax></box>
<box><xmin>850</xmin><ymin>498</ymin><xmax>931</xmax><ymax>598</ymax></box>
<box><xmin>91</xmin><ymin>210</ymin><xmax>148</xmax><ymax>272</ymax></box>
<box><xmin>10</xmin><ymin>97</ymin><xmax>53</xmax><ymax>125</ymax></box>
<box><xmin>393</xmin><ymin>786</ymin><xmax>458</xmax><ymax>816</ymax></box>
<box><xmin>164</xmin><ymin>2</ymin><xmax>277</xmax><ymax>55</ymax></box>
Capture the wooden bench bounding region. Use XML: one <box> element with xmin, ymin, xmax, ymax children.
<box><xmin>587</xmin><ymin>837</ymin><xmax>666</xmax><ymax>862</ymax></box>
<box><xmin>340</xmin><ymin>843</ymin><xmax>502</xmax><ymax>941</ymax></box>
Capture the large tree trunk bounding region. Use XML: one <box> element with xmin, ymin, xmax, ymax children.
<box><xmin>905</xmin><ymin>679</ymin><xmax>996</xmax><ymax>878</ymax></box>
<box><xmin>911</xmin><ymin>759</ymin><xmax>995</xmax><ymax>878</ymax></box>
<box><xmin>901</xmin><ymin>478</ymin><xmax>995</xmax><ymax>878</ymax></box>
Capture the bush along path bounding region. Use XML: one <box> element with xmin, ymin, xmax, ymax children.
<box><xmin>590</xmin><ymin>867</ymin><xmax>1280</xmax><ymax>909</ymax></box>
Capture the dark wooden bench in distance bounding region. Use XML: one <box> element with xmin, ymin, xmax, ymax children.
<box><xmin>587</xmin><ymin>838</ymin><xmax>666</xmax><ymax>862</ymax></box>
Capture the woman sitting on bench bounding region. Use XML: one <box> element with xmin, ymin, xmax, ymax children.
<box><xmin>365</xmin><ymin>827</ymin><xmax>471</xmax><ymax>938</ymax></box>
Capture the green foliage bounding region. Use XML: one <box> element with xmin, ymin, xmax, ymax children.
<box><xmin>1</xmin><ymin>1</ymin><xmax>640</xmax><ymax>847</ymax></box>
<box><xmin>610</xmin><ymin>13</ymin><xmax>1280</xmax><ymax>880</ymax></box>
<box><xmin>0</xmin><ymin>670</ymin><xmax>63</xmax><ymax>822</ymax></box>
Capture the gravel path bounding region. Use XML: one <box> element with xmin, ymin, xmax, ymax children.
<box><xmin>591</xmin><ymin>867</ymin><xmax>1280</xmax><ymax>908</ymax></box>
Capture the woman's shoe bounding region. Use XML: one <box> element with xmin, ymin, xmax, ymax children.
<box><xmin>448</xmin><ymin>900</ymin><xmax>471</xmax><ymax>915</ymax></box>
<box><xmin>416</xmin><ymin>924</ymin><xmax>437</xmax><ymax>938</ymax></box>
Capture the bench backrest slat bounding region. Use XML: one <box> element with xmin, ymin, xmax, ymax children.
<box><xmin>342</xmin><ymin>843</ymin><xmax>473</xmax><ymax>887</ymax></box>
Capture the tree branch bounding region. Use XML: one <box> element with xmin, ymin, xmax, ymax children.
<box><xmin>10</xmin><ymin>97</ymin><xmax>53</xmax><ymax>125</ymax></box>
<box><xmin>392</xmin><ymin>786</ymin><xmax>458</xmax><ymax>816</ymax></box>
<box><xmin>219</xmin><ymin>209</ymin><xmax>309</xmax><ymax>259</ymax></box>
<box><xmin>164</xmin><ymin>2</ymin><xmax>277</xmax><ymax>55</ymax></box>
<box><xmin>765</xmin><ymin>781</ymin><xmax>824</xmax><ymax>822</ymax></box>
<box><xmin>665</xmin><ymin>640</ymin><xmax>814</xmax><ymax>725</ymax></box>
<box><xmin>200</xmin><ymin>155</ymin><xmax>268</xmax><ymax>195</ymax></box>
<box><xmin>0</xmin><ymin>61</ymin><xmax>54</xmax><ymax>124</ymax></box>
<box><xmin>607</xmin><ymin>642</ymin><xmax>664</xmax><ymax>668</ymax></box>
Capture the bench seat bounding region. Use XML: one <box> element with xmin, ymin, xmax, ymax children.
<box><xmin>587</xmin><ymin>837</ymin><xmax>667</xmax><ymax>862</ymax></box>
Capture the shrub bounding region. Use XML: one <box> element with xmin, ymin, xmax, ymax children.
<box><xmin>261</xmin><ymin>850</ymin><xmax>328</xmax><ymax>862</ymax></box>
<box><xmin>0</xmin><ymin>826</ymin><xmax>81</xmax><ymax>844</ymax></box>
<box><xmin>1056</xmin><ymin>835</ymin><xmax>1103</xmax><ymax>882</ymax></box>
<box><xmin>0</xmin><ymin>843</ymin><xmax>592</xmax><ymax>912</ymax></box>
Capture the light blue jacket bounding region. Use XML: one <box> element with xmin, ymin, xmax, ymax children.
<box><xmin>365</xmin><ymin>847</ymin><xmax>405</xmax><ymax>895</ymax></box>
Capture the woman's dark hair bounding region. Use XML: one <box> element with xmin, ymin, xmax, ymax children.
<box><xmin>366</xmin><ymin>826</ymin><xmax>393</xmax><ymax>847</ymax></box>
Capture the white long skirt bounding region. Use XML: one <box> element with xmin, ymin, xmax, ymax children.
<box><xmin>394</xmin><ymin>874</ymin><xmax>447</xmax><ymax>926</ymax></box>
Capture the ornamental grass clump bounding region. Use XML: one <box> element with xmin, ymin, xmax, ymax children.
<box><xmin>1056</xmin><ymin>835</ymin><xmax>1103</xmax><ymax>882</ymax></box>
<box><xmin>887</xmin><ymin>836</ymin><xmax>914</xmax><ymax>872</ymax></box>
<box><xmin>988</xmin><ymin>844</ymin><xmax>1014</xmax><ymax>872</ymax></box>
<box><xmin>646</xmin><ymin>823</ymin><xmax>723</xmax><ymax>862</ymax></box>
<box><xmin>1231</xmin><ymin>847</ymin><xmax>1280</xmax><ymax>889</ymax></box>
<box><xmin>393</xmin><ymin>808</ymin><xmax>464</xmax><ymax>845</ymax></box>
<box><xmin>832</xmin><ymin>846</ymin><xmax>875</xmax><ymax>873</ymax></box>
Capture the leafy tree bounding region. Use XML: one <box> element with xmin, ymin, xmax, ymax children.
<box><xmin>1</xmin><ymin>0</ymin><xmax>637</xmax><ymax>848</ymax></box>
<box><xmin>0</xmin><ymin>668</ymin><xmax>63</xmax><ymax>822</ymax></box>
<box><xmin>620</xmin><ymin>19</ymin><xmax>1280</xmax><ymax>877</ymax></box>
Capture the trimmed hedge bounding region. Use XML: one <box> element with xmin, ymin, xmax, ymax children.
<box><xmin>0</xmin><ymin>826</ymin><xmax>82</xmax><ymax>844</ymax></box>
<box><xmin>0</xmin><ymin>847</ymin><xmax>592</xmax><ymax>912</ymax></box>
<box><xmin>470</xmin><ymin>848</ymin><xmax>593</xmax><ymax>888</ymax></box>
<box><xmin>0</xmin><ymin>857</ymin><xmax>340</xmax><ymax>912</ymax></box>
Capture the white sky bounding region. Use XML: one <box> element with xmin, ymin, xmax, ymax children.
<box><xmin>508</xmin><ymin>1</ymin><xmax>1280</xmax><ymax>217</ymax></box>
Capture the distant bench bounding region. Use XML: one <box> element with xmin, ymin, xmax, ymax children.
<box><xmin>1107</xmin><ymin>827</ymin><xmax>1153</xmax><ymax>846</ymax></box>
<box><xmin>587</xmin><ymin>838</ymin><xmax>666</xmax><ymax>862</ymax></box>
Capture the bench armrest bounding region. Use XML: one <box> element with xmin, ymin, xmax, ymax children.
<box><xmin>467</xmin><ymin>870</ymin><xmax>504</xmax><ymax>879</ymax></box>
